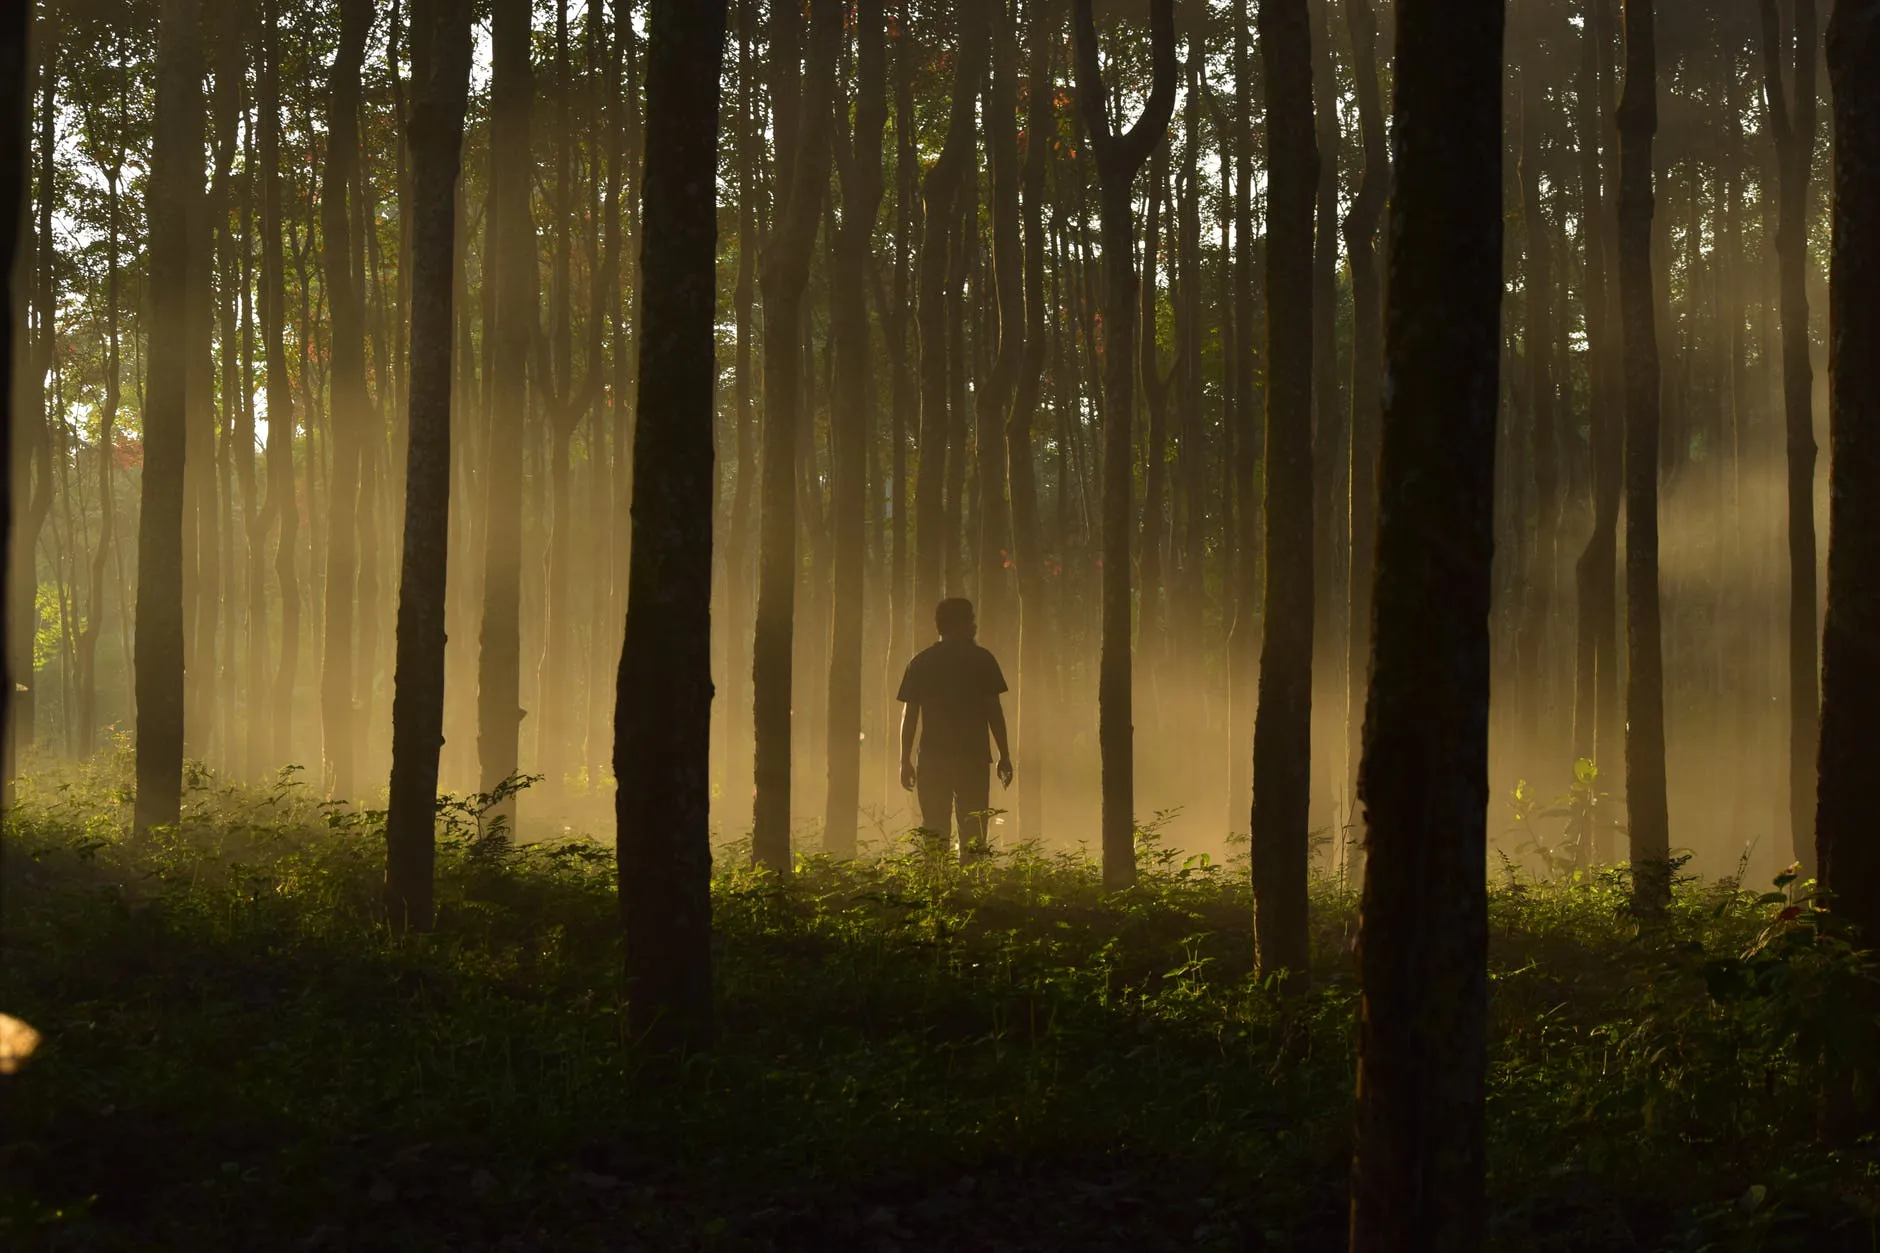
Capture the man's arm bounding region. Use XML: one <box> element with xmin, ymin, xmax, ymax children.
<box><xmin>899</xmin><ymin>702</ymin><xmax>920</xmax><ymax>790</ymax></box>
<box><xmin>989</xmin><ymin>696</ymin><xmax>1013</xmax><ymax>787</ymax></box>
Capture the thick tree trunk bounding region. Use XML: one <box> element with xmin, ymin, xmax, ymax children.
<box><xmin>1226</xmin><ymin>0</ymin><xmax>1261</xmax><ymax>841</ymax></box>
<box><xmin>1136</xmin><ymin>147</ymin><xmax>1171</xmax><ymax>731</ymax></box>
<box><xmin>1347</xmin><ymin>2</ymin><xmax>1503</xmax><ymax>1245</ymax></box>
<box><xmin>1819</xmin><ymin>0</ymin><xmax>1880</xmax><ymax>940</ymax></box>
<box><xmin>1072</xmin><ymin>0</ymin><xmax>1177</xmax><ymax>892</ymax></box>
<box><xmin>136</xmin><ymin>0</ymin><xmax>202</xmax><ymax>833</ymax></box>
<box><xmin>1759</xmin><ymin>0</ymin><xmax>1819</xmax><ymax>879</ymax></box>
<box><xmin>750</xmin><ymin>0</ymin><xmax>839</xmax><ymax>871</ymax></box>
<box><xmin>385</xmin><ymin>0</ymin><xmax>473</xmax><ymax>930</ymax></box>
<box><xmin>1308</xmin><ymin>0</ymin><xmax>1343</xmax><ymax>831</ymax></box>
<box><xmin>823</xmin><ymin>0</ymin><xmax>886</xmax><ymax>858</ymax></box>
<box><xmin>617</xmin><ymin>0</ymin><xmax>727</xmax><ymax>1047</ymax></box>
<box><xmin>1618</xmin><ymin>0</ymin><xmax>1670</xmax><ymax>913</ymax></box>
<box><xmin>975</xmin><ymin>1</ymin><xmax>1023</xmax><ymax>671</ymax></box>
<box><xmin>1252</xmin><ymin>0</ymin><xmax>1319</xmax><ymax>977</ymax></box>
<box><xmin>477</xmin><ymin>0</ymin><xmax>534</xmax><ymax>828</ymax></box>
<box><xmin>1517</xmin><ymin>22</ymin><xmax>1557</xmax><ymax>756</ymax></box>
<box><xmin>723</xmin><ymin>0</ymin><xmax>758</xmax><ymax>831</ymax></box>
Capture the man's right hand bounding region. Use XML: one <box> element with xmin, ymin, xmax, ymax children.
<box><xmin>900</xmin><ymin>759</ymin><xmax>917</xmax><ymax>792</ymax></box>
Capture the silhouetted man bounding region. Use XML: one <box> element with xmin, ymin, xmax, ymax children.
<box><xmin>898</xmin><ymin>598</ymin><xmax>1014</xmax><ymax>861</ymax></box>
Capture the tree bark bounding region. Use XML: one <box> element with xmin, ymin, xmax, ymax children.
<box><xmin>1348</xmin><ymin>2</ymin><xmax>1503</xmax><ymax>1245</ymax></box>
<box><xmin>1251</xmin><ymin>0</ymin><xmax>1319</xmax><ymax>976</ymax></box>
<box><xmin>1341</xmin><ymin>0</ymin><xmax>1387</xmax><ymax>870</ymax></box>
<box><xmin>617</xmin><ymin>0</ymin><xmax>727</xmax><ymax>1046</ymax></box>
<box><xmin>1759</xmin><ymin>0</ymin><xmax>1819</xmax><ymax>879</ymax></box>
<box><xmin>823</xmin><ymin>0</ymin><xmax>887</xmax><ymax>858</ymax></box>
<box><xmin>1618</xmin><ymin>0</ymin><xmax>1670</xmax><ymax>913</ymax></box>
<box><xmin>1071</xmin><ymin>0</ymin><xmax>1177</xmax><ymax>892</ymax></box>
<box><xmin>1517</xmin><ymin>13</ymin><xmax>1557</xmax><ymax>755</ymax></box>
<box><xmin>1226</xmin><ymin>0</ymin><xmax>1261</xmax><ymax>841</ymax></box>
<box><xmin>384</xmin><ymin>0</ymin><xmax>473</xmax><ymax>930</ymax></box>
<box><xmin>750</xmin><ymin>0</ymin><xmax>840</xmax><ymax>871</ymax></box>
<box><xmin>0</xmin><ymin>0</ymin><xmax>19</xmax><ymax>806</ymax></box>
<box><xmin>136</xmin><ymin>0</ymin><xmax>203</xmax><ymax>833</ymax></box>
<box><xmin>477</xmin><ymin>0</ymin><xmax>534</xmax><ymax>828</ymax></box>
<box><xmin>317</xmin><ymin>0</ymin><xmax>373</xmax><ymax>800</ymax></box>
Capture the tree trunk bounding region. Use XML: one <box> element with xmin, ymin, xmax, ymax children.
<box><xmin>1308</xmin><ymin>0</ymin><xmax>1343</xmax><ymax>832</ymax></box>
<box><xmin>1347</xmin><ymin>2</ymin><xmax>1503</xmax><ymax>1245</ymax></box>
<box><xmin>823</xmin><ymin>0</ymin><xmax>886</xmax><ymax>858</ymax></box>
<box><xmin>1517</xmin><ymin>15</ymin><xmax>1557</xmax><ymax>757</ymax></box>
<box><xmin>1618</xmin><ymin>0</ymin><xmax>1670</xmax><ymax>913</ymax></box>
<box><xmin>750</xmin><ymin>0</ymin><xmax>840</xmax><ymax>871</ymax></box>
<box><xmin>1759</xmin><ymin>0</ymin><xmax>1819</xmax><ymax>879</ymax></box>
<box><xmin>1136</xmin><ymin>146</ymin><xmax>1171</xmax><ymax>732</ymax></box>
<box><xmin>617</xmin><ymin>0</ymin><xmax>727</xmax><ymax>1047</ymax></box>
<box><xmin>0</xmin><ymin>1</ymin><xmax>19</xmax><ymax>801</ymax></box>
<box><xmin>1006</xmin><ymin>0</ymin><xmax>1053</xmax><ymax>844</ymax></box>
<box><xmin>136</xmin><ymin>0</ymin><xmax>202</xmax><ymax>833</ymax></box>
<box><xmin>976</xmin><ymin>0</ymin><xmax>1023</xmax><ymax>671</ymax></box>
<box><xmin>1251</xmin><ymin>0</ymin><xmax>1318</xmax><ymax>977</ymax></box>
<box><xmin>477</xmin><ymin>0</ymin><xmax>534</xmax><ymax>828</ymax></box>
<box><xmin>1226</xmin><ymin>0</ymin><xmax>1261</xmax><ymax>842</ymax></box>
<box><xmin>913</xmin><ymin>8</ymin><xmax>983</xmax><ymax>636</ymax></box>
<box><xmin>1341</xmin><ymin>0</ymin><xmax>1387</xmax><ymax>872</ymax></box>
<box><xmin>319</xmin><ymin>0</ymin><xmax>373</xmax><ymax>801</ymax></box>
<box><xmin>1819</xmin><ymin>0</ymin><xmax>1880</xmax><ymax>940</ymax></box>
<box><xmin>384</xmin><ymin>0</ymin><xmax>473</xmax><ymax>930</ymax></box>
<box><xmin>1071</xmin><ymin>0</ymin><xmax>1177</xmax><ymax>891</ymax></box>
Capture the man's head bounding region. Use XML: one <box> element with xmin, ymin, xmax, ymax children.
<box><xmin>935</xmin><ymin>597</ymin><xmax>976</xmax><ymax>640</ymax></box>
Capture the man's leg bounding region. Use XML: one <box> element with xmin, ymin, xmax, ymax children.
<box><xmin>915</xmin><ymin>755</ymin><xmax>953</xmax><ymax>850</ymax></box>
<box><xmin>956</xmin><ymin>761</ymin><xmax>993</xmax><ymax>864</ymax></box>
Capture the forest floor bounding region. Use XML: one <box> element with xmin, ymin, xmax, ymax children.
<box><xmin>3</xmin><ymin>760</ymin><xmax>1879</xmax><ymax>1252</ymax></box>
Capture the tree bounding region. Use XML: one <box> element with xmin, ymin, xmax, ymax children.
<box><xmin>1251</xmin><ymin>0</ymin><xmax>1319</xmax><ymax>976</ymax></box>
<box><xmin>1516</xmin><ymin>3</ymin><xmax>1557</xmax><ymax>753</ymax></box>
<box><xmin>477</xmin><ymin>0</ymin><xmax>534</xmax><ymax>827</ymax></box>
<box><xmin>750</xmin><ymin>0</ymin><xmax>840</xmax><ymax>871</ymax></box>
<box><xmin>384</xmin><ymin>0</ymin><xmax>474</xmax><ymax>931</ymax></box>
<box><xmin>616</xmin><ymin>0</ymin><xmax>727</xmax><ymax>1044</ymax></box>
<box><xmin>1817</xmin><ymin>0</ymin><xmax>1880</xmax><ymax>945</ymax></box>
<box><xmin>1341</xmin><ymin>0</ymin><xmax>1388</xmax><ymax>862</ymax></box>
<box><xmin>1348</xmin><ymin>0</ymin><xmax>1505</xmax><ymax>1244</ymax></box>
<box><xmin>0</xmin><ymin>0</ymin><xmax>25</xmax><ymax>807</ymax></box>
<box><xmin>134</xmin><ymin>0</ymin><xmax>202</xmax><ymax>834</ymax></box>
<box><xmin>318</xmin><ymin>0</ymin><xmax>373</xmax><ymax>802</ymax></box>
<box><xmin>262</xmin><ymin>0</ymin><xmax>301</xmax><ymax>772</ymax></box>
<box><xmin>1006</xmin><ymin>0</ymin><xmax>1056</xmax><ymax>843</ymax></box>
<box><xmin>1758</xmin><ymin>0</ymin><xmax>1819</xmax><ymax>879</ymax></box>
<box><xmin>1618</xmin><ymin>0</ymin><xmax>1670</xmax><ymax>914</ymax></box>
<box><xmin>1070</xmin><ymin>0</ymin><xmax>1177</xmax><ymax>892</ymax></box>
<box><xmin>823</xmin><ymin>0</ymin><xmax>887</xmax><ymax>859</ymax></box>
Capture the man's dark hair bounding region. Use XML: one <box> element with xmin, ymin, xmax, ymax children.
<box><xmin>935</xmin><ymin>597</ymin><xmax>975</xmax><ymax>637</ymax></box>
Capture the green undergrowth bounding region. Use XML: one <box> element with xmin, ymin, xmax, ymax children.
<box><xmin>2</xmin><ymin>763</ymin><xmax>1878</xmax><ymax>1250</ymax></box>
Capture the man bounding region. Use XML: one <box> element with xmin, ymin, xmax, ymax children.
<box><xmin>897</xmin><ymin>597</ymin><xmax>1014</xmax><ymax>860</ymax></box>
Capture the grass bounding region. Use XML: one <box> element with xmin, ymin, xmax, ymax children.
<box><xmin>3</xmin><ymin>758</ymin><xmax>1879</xmax><ymax>1251</ymax></box>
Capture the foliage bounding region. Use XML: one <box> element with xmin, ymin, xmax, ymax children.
<box><xmin>2</xmin><ymin>769</ymin><xmax>1879</xmax><ymax>1250</ymax></box>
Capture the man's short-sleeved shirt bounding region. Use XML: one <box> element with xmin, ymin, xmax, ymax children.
<box><xmin>897</xmin><ymin>638</ymin><xmax>1009</xmax><ymax>765</ymax></box>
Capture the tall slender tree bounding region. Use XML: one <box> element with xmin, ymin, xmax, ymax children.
<box><xmin>617</xmin><ymin>0</ymin><xmax>727</xmax><ymax>1044</ymax></box>
<box><xmin>824</xmin><ymin>0</ymin><xmax>887</xmax><ymax>858</ymax></box>
<box><xmin>319</xmin><ymin>0</ymin><xmax>374</xmax><ymax>802</ymax></box>
<box><xmin>384</xmin><ymin>0</ymin><xmax>474</xmax><ymax>930</ymax></box>
<box><xmin>750</xmin><ymin>0</ymin><xmax>840</xmax><ymax>871</ymax></box>
<box><xmin>1758</xmin><ymin>0</ymin><xmax>1819</xmax><ymax>878</ymax></box>
<box><xmin>1618</xmin><ymin>0</ymin><xmax>1671</xmax><ymax>914</ymax></box>
<box><xmin>1251</xmin><ymin>0</ymin><xmax>1319</xmax><ymax>975</ymax></box>
<box><xmin>0</xmin><ymin>0</ymin><xmax>27</xmax><ymax>808</ymax></box>
<box><xmin>1071</xmin><ymin>0</ymin><xmax>1177</xmax><ymax>891</ymax></box>
<box><xmin>136</xmin><ymin>0</ymin><xmax>203</xmax><ymax>834</ymax></box>
<box><xmin>1817</xmin><ymin>0</ymin><xmax>1880</xmax><ymax>944</ymax></box>
<box><xmin>1348</xmin><ymin>0</ymin><xmax>1505</xmax><ymax>1245</ymax></box>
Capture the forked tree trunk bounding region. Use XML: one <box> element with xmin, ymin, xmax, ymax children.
<box><xmin>1348</xmin><ymin>1</ymin><xmax>1503</xmax><ymax>1245</ymax></box>
<box><xmin>1758</xmin><ymin>0</ymin><xmax>1819</xmax><ymax>878</ymax></box>
<box><xmin>1071</xmin><ymin>0</ymin><xmax>1177</xmax><ymax>891</ymax></box>
<box><xmin>384</xmin><ymin>0</ymin><xmax>473</xmax><ymax>931</ymax></box>
<box><xmin>1251</xmin><ymin>0</ymin><xmax>1319</xmax><ymax>977</ymax></box>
